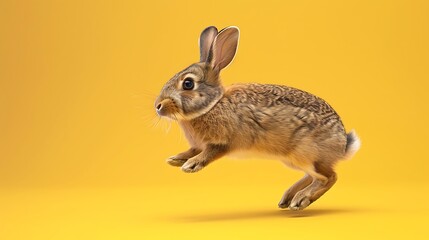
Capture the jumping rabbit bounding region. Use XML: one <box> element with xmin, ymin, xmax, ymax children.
<box><xmin>154</xmin><ymin>26</ymin><xmax>360</xmax><ymax>210</ymax></box>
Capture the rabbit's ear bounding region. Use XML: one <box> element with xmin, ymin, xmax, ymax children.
<box><xmin>199</xmin><ymin>26</ymin><xmax>218</xmax><ymax>62</ymax></box>
<box><xmin>210</xmin><ymin>26</ymin><xmax>239</xmax><ymax>72</ymax></box>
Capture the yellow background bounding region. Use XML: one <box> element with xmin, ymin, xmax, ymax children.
<box><xmin>1</xmin><ymin>0</ymin><xmax>428</xmax><ymax>239</ymax></box>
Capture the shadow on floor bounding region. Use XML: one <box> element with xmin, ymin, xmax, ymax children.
<box><xmin>173</xmin><ymin>208</ymin><xmax>362</xmax><ymax>222</ymax></box>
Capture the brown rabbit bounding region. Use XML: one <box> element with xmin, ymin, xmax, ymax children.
<box><xmin>154</xmin><ymin>26</ymin><xmax>360</xmax><ymax>210</ymax></box>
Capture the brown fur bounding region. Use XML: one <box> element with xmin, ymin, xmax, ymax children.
<box><xmin>155</xmin><ymin>26</ymin><xmax>360</xmax><ymax>210</ymax></box>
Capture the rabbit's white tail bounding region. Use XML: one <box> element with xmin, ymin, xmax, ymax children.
<box><xmin>343</xmin><ymin>130</ymin><xmax>361</xmax><ymax>160</ymax></box>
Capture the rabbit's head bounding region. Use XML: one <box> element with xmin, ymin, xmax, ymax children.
<box><xmin>155</xmin><ymin>26</ymin><xmax>239</xmax><ymax>120</ymax></box>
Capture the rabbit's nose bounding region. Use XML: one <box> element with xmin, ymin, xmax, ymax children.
<box><xmin>156</xmin><ymin>103</ymin><xmax>162</xmax><ymax>111</ymax></box>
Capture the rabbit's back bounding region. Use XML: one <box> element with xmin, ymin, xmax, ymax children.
<box><xmin>226</xmin><ymin>83</ymin><xmax>340</xmax><ymax>121</ymax></box>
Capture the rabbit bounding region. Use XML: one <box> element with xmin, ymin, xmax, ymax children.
<box><xmin>154</xmin><ymin>26</ymin><xmax>361</xmax><ymax>210</ymax></box>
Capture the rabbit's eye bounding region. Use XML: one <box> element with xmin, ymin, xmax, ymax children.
<box><xmin>182</xmin><ymin>78</ymin><xmax>194</xmax><ymax>90</ymax></box>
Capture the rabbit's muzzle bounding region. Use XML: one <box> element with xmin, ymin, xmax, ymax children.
<box><xmin>155</xmin><ymin>98</ymin><xmax>180</xmax><ymax>119</ymax></box>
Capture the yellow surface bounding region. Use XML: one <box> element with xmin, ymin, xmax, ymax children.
<box><xmin>1</xmin><ymin>0</ymin><xmax>428</xmax><ymax>239</ymax></box>
<box><xmin>1</xmin><ymin>184</ymin><xmax>428</xmax><ymax>239</ymax></box>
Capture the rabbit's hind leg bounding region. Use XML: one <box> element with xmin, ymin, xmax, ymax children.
<box><xmin>278</xmin><ymin>174</ymin><xmax>312</xmax><ymax>209</ymax></box>
<box><xmin>289</xmin><ymin>161</ymin><xmax>337</xmax><ymax>210</ymax></box>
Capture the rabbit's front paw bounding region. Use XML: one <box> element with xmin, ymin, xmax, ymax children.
<box><xmin>181</xmin><ymin>159</ymin><xmax>205</xmax><ymax>173</ymax></box>
<box><xmin>166</xmin><ymin>156</ymin><xmax>187</xmax><ymax>167</ymax></box>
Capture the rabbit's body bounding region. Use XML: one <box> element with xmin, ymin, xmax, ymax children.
<box><xmin>180</xmin><ymin>83</ymin><xmax>347</xmax><ymax>170</ymax></box>
<box><xmin>155</xmin><ymin>26</ymin><xmax>360</xmax><ymax>210</ymax></box>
